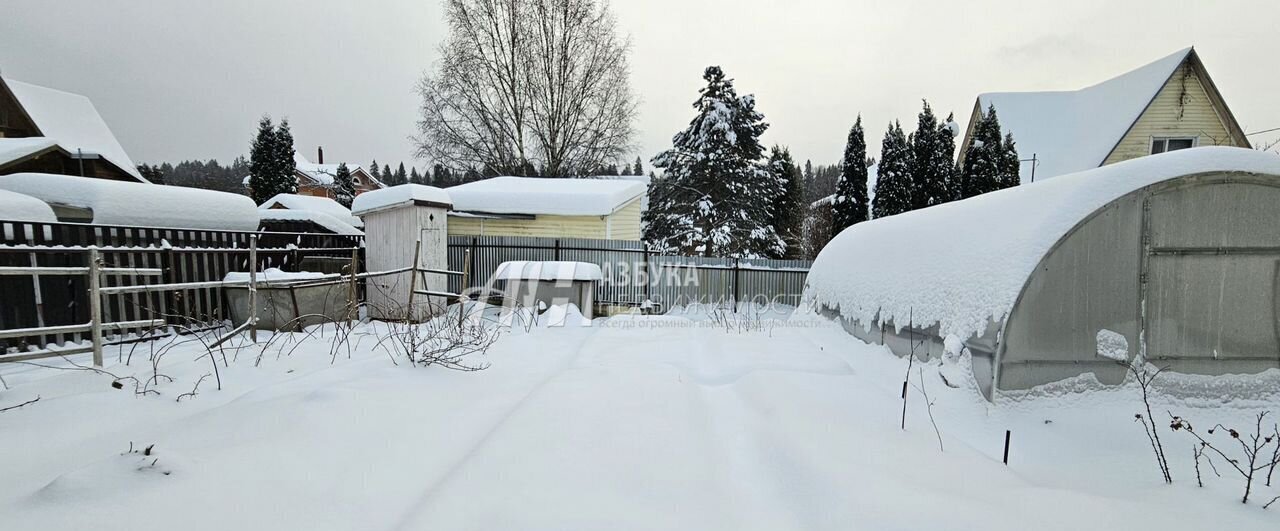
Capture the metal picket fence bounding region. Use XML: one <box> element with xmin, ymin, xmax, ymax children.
<box><xmin>447</xmin><ymin>235</ymin><xmax>811</xmax><ymax>311</ymax></box>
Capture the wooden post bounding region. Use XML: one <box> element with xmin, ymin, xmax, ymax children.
<box><xmin>88</xmin><ymin>248</ymin><xmax>104</xmax><ymax>367</ymax></box>
<box><xmin>458</xmin><ymin>249</ymin><xmax>471</xmax><ymax>331</ymax></box>
<box><xmin>348</xmin><ymin>246</ymin><xmax>359</xmax><ymax>321</ymax></box>
<box><xmin>406</xmin><ymin>238</ymin><xmax>423</xmax><ymax>322</ymax></box>
<box><xmin>248</xmin><ymin>235</ymin><xmax>258</xmax><ymax>342</ymax></box>
<box><xmin>732</xmin><ymin>258</ymin><xmax>741</xmax><ymax>313</ymax></box>
<box><xmin>1003</xmin><ymin>430</ymin><xmax>1012</xmax><ymax>465</ymax></box>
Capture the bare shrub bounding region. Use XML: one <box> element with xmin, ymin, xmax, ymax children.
<box><xmin>1169</xmin><ymin>411</ymin><xmax>1280</xmax><ymax>504</ymax></box>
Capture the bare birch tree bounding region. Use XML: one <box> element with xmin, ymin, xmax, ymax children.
<box><xmin>416</xmin><ymin>0</ymin><xmax>636</xmax><ymax>177</ymax></box>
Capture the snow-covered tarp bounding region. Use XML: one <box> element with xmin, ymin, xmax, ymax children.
<box><xmin>257</xmin><ymin>209</ymin><xmax>363</xmax><ymax>236</ymax></box>
<box><xmin>804</xmin><ymin>147</ymin><xmax>1280</xmax><ymax>340</ymax></box>
<box><xmin>351</xmin><ymin>184</ymin><xmax>452</xmax><ymax>216</ymax></box>
<box><xmin>494</xmin><ymin>261</ymin><xmax>603</xmax><ymax>282</ymax></box>
<box><xmin>3</xmin><ymin>78</ymin><xmax>144</xmax><ymax>181</ymax></box>
<box><xmin>260</xmin><ymin>193</ymin><xmax>363</xmax><ymax>228</ymax></box>
<box><xmin>0</xmin><ymin>189</ymin><xmax>57</xmax><ymax>223</ymax></box>
<box><xmin>0</xmin><ymin>138</ymin><xmax>58</xmax><ymax>167</ymax></box>
<box><xmin>0</xmin><ymin>173</ymin><xmax>259</xmax><ymax>231</ymax></box>
<box><xmin>976</xmin><ymin>47</ymin><xmax>1191</xmax><ymax>181</ymax></box>
<box><xmin>447</xmin><ymin>176</ymin><xmax>645</xmax><ymax>216</ymax></box>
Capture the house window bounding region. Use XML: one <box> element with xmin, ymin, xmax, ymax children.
<box><xmin>1151</xmin><ymin>136</ymin><xmax>1197</xmax><ymax>155</ymax></box>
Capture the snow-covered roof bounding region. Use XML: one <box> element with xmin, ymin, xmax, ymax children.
<box><xmin>260</xmin><ymin>193</ymin><xmax>363</xmax><ymax>228</ymax></box>
<box><xmin>493</xmin><ymin>261</ymin><xmax>603</xmax><ymax>282</ymax></box>
<box><xmin>805</xmin><ymin>147</ymin><xmax>1280</xmax><ymax>341</ymax></box>
<box><xmin>2</xmin><ymin>78</ymin><xmax>144</xmax><ymax>181</ymax></box>
<box><xmin>974</xmin><ymin>47</ymin><xmax>1192</xmax><ymax>181</ymax></box>
<box><xmin>0</xmin><ymin>138</ymin><xmax>59</xmax><ymax>168</ymax></box>
<box><xmin>293</xmin><ymin>154</ymin><xmax>377</xmax><ymax>187</ymax></box>
<box><xmin>350</xmin><ymin>184</ymin><xmax>452</xmax><ymax>216</ymax></box>
<box><xmin>447</xmin><ymin>176</ymin><xmax>645</xmax><ymax>216</ymax></box>
<box><xmin>0</xmin><ymin>173</ymin><xmax>259</xmax><ymax>230</ymax></box>
<box><xmin>257</xmin><ymin>209</ymin><xmax>363</xmax><ymax>236</ymax></box>
<box><xmin>0</xmin><ymin>188</ymin><xmax>57</xmax><ymax>223</ymax></box>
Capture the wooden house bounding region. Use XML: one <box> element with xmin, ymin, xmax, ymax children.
<box><xmin>0</xmin><ymin>75</ymin><xmax>145</xmax><ymax>182</ymax></box>
<box><xmin>445</xmin><ymin>177</ymin><xmax>646</xmax><ymax>240</ymax></box>
<box><xmin>242</xmin><ymin>147</ymin><xmax>384</xmax><ymax>200</ymax></box>
<box><xmin>958</xmin><ymin>47</ymin><xmax>1250</xmax><ymax>182</ymax></box>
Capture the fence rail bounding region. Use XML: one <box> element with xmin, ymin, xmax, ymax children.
<box><xmin>447</xmin><ymin>235</ymin><xmax>811</xmax><ymax>311</ymax></box>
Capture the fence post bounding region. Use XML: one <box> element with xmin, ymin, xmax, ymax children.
<box><xmin>248</xmin><ymin>235</ymin><xmax>258</xmax><ymax>342</ymax></box>
<box><xmin>458</xmin><ymin>248</ymin><xmax>472</xmax><ymax>331</ymax></box>
<box><xmin>88</xmin><ymin>248</ymin><xmax>104</xmax><ymax>367</ymax></box>
<box><xmin>469</xmin><ymin>237</ymin><xmax>478</xmax><ymax>291</ymax></box>
<box><xmin>347</xmin><ymin>246</ymin><xmax>359</xmax><ymax>321</ymax></box>
<box><xmin>406</xmin><ymin>238</ymin><xmax>423</xmax><ymax>323</ymax></box>
<box><xmin>554</xmin><ymin>239</ymin><xmax>561</xmax><ymax>261</ymax></box>
<box><xmin>642</xmin><ymin>244</ymin><xmax>651</xmax><ymax>303</ymax></box>
<box><xmin>732</xmin><ymin>257</ymin><xmax>741</xmax><ymax>313</ymax></box>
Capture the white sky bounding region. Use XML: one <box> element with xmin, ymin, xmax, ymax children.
<box><xmin>2</xmin><ymin>0</ymin><xmax>1277</xmax><ymax>171</ymax></box>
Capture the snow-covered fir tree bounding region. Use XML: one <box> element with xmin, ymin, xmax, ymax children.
<box><xmin>998</xmin><ymin>132</ymin><xmax>1021</xmax><ymax>189</ymax></box>
<box><xmin>648</xmin><ymin>66</ymin><xmax>782</xmax><ymax>257</ymax></box>
<box><xmin>248</xmin><ymin>116</ymin><xmax>297</xmax><ymax>204</ymax></box>
<box><xmin>959</xmin><ymin>104</ymin><xmax>1017</xmax><ymax>199</ymax></box>
<box><xmin>872</xmin><ymin>121</ymin><xmax>912</xmax><ymax>219</ymax></box>
<box><xmin>831</xmin><ymin>116</ymin><xmax>869</xmax><ymax>237</ymax></box>
<box><xmin>939</xmin><ymin>112</ymin><xmax>961</xmax><ymax>201</ymax></box>
<box><xmin>767</xmin><ymin>145</ymin><xmax>805</xmax><ymax>259</ymax></box>
<box><xmin>908</xmin><ymin>101</ymin><xmax>953</xmax><ymax>210</ymax></box>
<box><xmin>333</xmin><ymin>163</ymin><xmax>355</xmax><ymax>208</ymax></box>
<box><xmin>369</xmin><ymin>160</ymin><xmax>381</xmax><ymax>182</ymax></box>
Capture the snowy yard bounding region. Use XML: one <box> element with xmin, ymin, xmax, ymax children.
<box><xmin>1</xmin><ymin>306</ymin><xmax>1278</xmax><ymax>530</ymax></box>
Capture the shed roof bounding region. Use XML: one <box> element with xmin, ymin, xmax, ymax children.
<box><xmin>804</xmin><ymin>147</ymin><xmax>1280</xmax><ymax>341</ymax></box>
<box><xmin>0</xmin><ymin>173</ymin><xmax>258</xmax><ymax>230</ymax></box>
<box><xmin>257</xmin><ymin>209</ymin><xmax>363</xmax><ymax>236</ymax></box>
<box><xmin>260</xmin><ymin>193</ymin><xmax>363</xmax><ymax>228</ymax></box>
<box><xmin>494</xmin><ymin>261</ymin><xmax>603</xmax><ymax>282</ymax></box>
<box><xmin>2</xmin><ymin>78</ymin><xmax>144</xmax><ymax>181</ymax></box>
<box><xmin>0</xmin><ymin>138</ymin><xmax>59</xmax><ymax>168</ymax></box>
<box><xmin>446</xmin><ymin>177</ymin><xmax>645</xmax><ymax>216</ymax></box>
<box><xmin>350</xmin><ymin>184</ymin><xmax>452</xmax><ymax>216</ymax></box>
<box><xmin>973</xmin><ymin>47</ymin><xmax>1193</xmax><ymax>180</ymax></box>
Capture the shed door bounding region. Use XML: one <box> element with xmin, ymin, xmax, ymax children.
<box><xmin>1143</xmin><ymin>180</ymin><xmax>1280</xmax><ymax>373</ymax></box>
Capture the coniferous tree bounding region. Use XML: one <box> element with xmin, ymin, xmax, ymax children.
<box><xmin>939</xmin><ymin>112</ymin><xmax>961</xmax><ymax>201</ymax></box>
<box><xmin>960</xmin><ymin>105</ymin><xmax>1020</xmax><ymax>198</ymax></box>
<box><xmin>648</xmin><ymin>66</ymin><xmax>781</xmax><ymax>257</ymax></box>
<box><xmin>137</xmin><ymin>163</ymin><xmax>165</xmax><ymax>185</ymax></box>
<box><xmin>766</xmin><ymin>145</ymin><xmax>804</xmax><ymax>259</ymax></box>
<box><xmin>908</xmin><ymin>101</ymin><xmax>952</xmax><ymax>210</ymax></box>
<box><xmin>410</xmin><ymin>167</ymin><xmax>422</xmax><ymax>185</ymax></box>
<box><xmin>369</xmin><ymin>160</ymin><xmax>381</xmax><ymax>182</ymax></box>
<box><xmin>395</xmin><ymin>163</ymin><xmax>409</xmax><ymax>186</ymax></box>
<box><xmin>248</xmin><ymin>116</ymin><xmax>296</xmax><ymax>204</ymax></box>
<box><xmin>872</xmin><ymin>121</ymin><xmax>913</xmax><ymax>219</ymax></box>
<box><xmin>333</xmin><ymin>163</ymin><xmax>355</xmax><ymax>207</ymax></box>
<box><xmin>999</xmin><ymin>133</ymin><xmax>1021</xmax><ymax>189</ymax></box>
<box><xmin>382</xmin><ymin>164</ymin><xmax>394</xmax><ymax>185</ymax></box>
<box><xmin>832</xmin><ymin>116</ymin><xmax>869</xmax><ymax>237</ymax></box>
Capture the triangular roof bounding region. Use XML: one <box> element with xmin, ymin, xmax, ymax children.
<box><xmin>0</xmin><ymin>76</ymin><xmax>144</xmax><ymax>181</ymax></box>
<box><xmin>293</xmin><ymin>153</ymin><xmax>380</xmax><ymax>187</ymax></box>
<box><xmin>960</xmin><ymin>47</ymin><xmax>1249</xmax><ymax>181</ymax></box>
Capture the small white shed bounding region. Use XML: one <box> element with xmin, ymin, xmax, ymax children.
<box><xmin>493</xmin><ymin>261</ymin><xmax>602</xmax><ymax>319</ymax></box>
<box><xmin>351</xmin><ymin>184</ymin><xmax>453</xmax><ymax>321</ymax></box>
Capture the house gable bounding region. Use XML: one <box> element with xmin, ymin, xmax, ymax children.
<box><xmin>0</xmin><ymin>81</ymin><xmax>40</xmax><ymax>138</ymax></box>
<box><xmin>1102</xmin><ymin>51</ymin><xmax>1250</xmax><ymax>165</ymax></box>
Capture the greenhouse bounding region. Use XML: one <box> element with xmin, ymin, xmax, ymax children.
<box><xmin>805</xmin><ymin>147</ymin><xmax>1280</xmax><ymax>398</ymax></box>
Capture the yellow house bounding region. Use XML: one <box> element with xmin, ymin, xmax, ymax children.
<box><xmin>445</xmin><ymin>176</ymin><xmax>646</xmax><ymax>240</ymax></box>
<box><xmin>958</xmin><ymin>47</ymin><xmax>1250</xmax><ymax>182</ymax></box>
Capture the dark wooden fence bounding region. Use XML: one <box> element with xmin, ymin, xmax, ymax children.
<box><xmin>447</xmin><ymin>235</ymin><xmax>811</xmax><ymax>311</ymax></box>
<box><xmin>0</xmin><ymin>219</ymin><xmax>362</xmax><ymax>355</ymax></box>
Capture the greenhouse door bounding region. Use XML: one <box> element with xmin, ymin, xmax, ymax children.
<box><xmin>1141</xmin><ymin>179</ymin><xmax>1280</xmax><ymax>374</ymax></box>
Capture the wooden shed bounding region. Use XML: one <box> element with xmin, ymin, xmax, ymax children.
<box><xmin>445</xmin><ymin>177</ymin><xmax>645</xmax><ymax>240</ymax></box>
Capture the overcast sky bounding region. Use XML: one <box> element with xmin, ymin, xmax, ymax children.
<box><xmin>2</xmin><ymin>0</ymin><xmax>1278</xmax><ymax>172</ymax></box>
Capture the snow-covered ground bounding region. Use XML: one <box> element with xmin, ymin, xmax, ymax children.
<box><xmin>1</xmin><ymin>306</ymin><xmax>1277</xmax><ymax>530</ymax></box>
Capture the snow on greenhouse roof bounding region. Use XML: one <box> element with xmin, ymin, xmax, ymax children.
<box><xmin>804</xmin><ymin>147</ymin><xmax>1280</xmax><ymax>341</ymax></box>
<box><xmin>257</xmin><ymin>209</ymin><xmax>363</xmax><ymax>236</ymax></box>
<box><xmin>0</xmin><ymin>189</ymin><xmax>57</xmax><ymax>223</ymax></box>
<box><xmin>350</xmin><ymin>184</ymin><xmax>452</xmax><ymax>216</ymax></box>
<box><xmin>0</xmin><ymin>173</ymin><xmax>259</xmax><ymax>230</ymax></box>
<box><xmin>260</xmin><ymin>193</ymin><xmax>363</xmax><ymax>228</ymax></box>
<box><xmin>0</xmin><ymin>138</ymin><xmax>59</xmax><ymax>168</ymax></box>
<box><xmin>493</xmin><ymin>261</ymin><xmax>603</xmax><ymax>282</ymax></box>
<box><xmin>3</xmin><ymin>78</ymin><xmax>144</xmax><ymax>181</ymax></box>
<box><xmin>446</xmin><ymin>177</ymin><xmax>645</xmax><ymax>216</ymax></box>
<box><xmin>976</xmin><ymin>47</ymin><xmax>1192</xmax><ymax>181</ymax></box>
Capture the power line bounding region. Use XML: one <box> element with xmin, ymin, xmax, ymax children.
<box><xmin>1245</xmin><ymin>126</ymin><xmax>1280</xmax><ymax>136</ymax></box>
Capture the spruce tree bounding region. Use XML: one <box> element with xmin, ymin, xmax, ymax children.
<box><xmin>909</xmin><ymin>101</ymin><xmax>952</xmax><ymax>210</ymax></box>
<box><xmin>939</xmin><ymin>112</ymin><xmax>961</xmax><ymax>202</ymax></box>
<box><xmin>766</xmin><ymin>145</ymin><xmax>804</xmax><ymax>259</ymax></box>
<box><xmin>248</xmin><ymin>116</ymin><xmax>296</xmax><ymax>204</ymax></box>
<box><xmin>137</xmin><ymin>163</ymin><xmax>165</xmax><ymax>185</ymax></box>
<box><xmin>383</xmin><ymin>164</ymin><xmax>394</xmax><ymax>185</ymax></box>
<box><xmin>395</xmin><ymin>163</ymin><xmax>408</xmax><ymax>186</ymax></box>
<box><xmin>369</xmin><ymin>160</ymin><xmax>381</xmax><ymax>182</ymax></box>
<box><xmin>959</xmin><ymin>105</ymin><xmax>1002</xmax><ymax>199</ymax></box>
<box><xmin>872</xmin><ymin>121</ymin><xmax>913</xmax><ymax>219</ymax></box>
<box><xmin>632</xmin><ymin>156</ymin><xmax>644</xmax><ymax>176</ymax></box>
<box><xmin>333</xmin><ymin>163</ymin><xmax>355</xmax><ymax>207</ymax></box>
<box><xmin>410</xmin><ymin>167</ymin><xmax>422</xmax><ymax>185</ymax></box>
<box><xmin>999</xmin><ymin>133</ymin><xmax>1021</xmax><ymax>189</ymax></box>
<box><xmin>649</xmin><ymin>66</ymin><xmax>782</xmax><ymax>257</ymax></box>
<box><xmin>832</xmin><ymin>116</ymin><xmax>869</xmax><ymax>237</ymax></box>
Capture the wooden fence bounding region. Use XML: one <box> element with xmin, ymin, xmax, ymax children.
<box><xmin>0</xmin><ymin>219</ymin><xmax>363</xmax><ymax>356</ymax></box>
<box><xmin>447</xmin><ymin>235</ymin><xmax>811</xmax><ymax>311</ymax></box>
